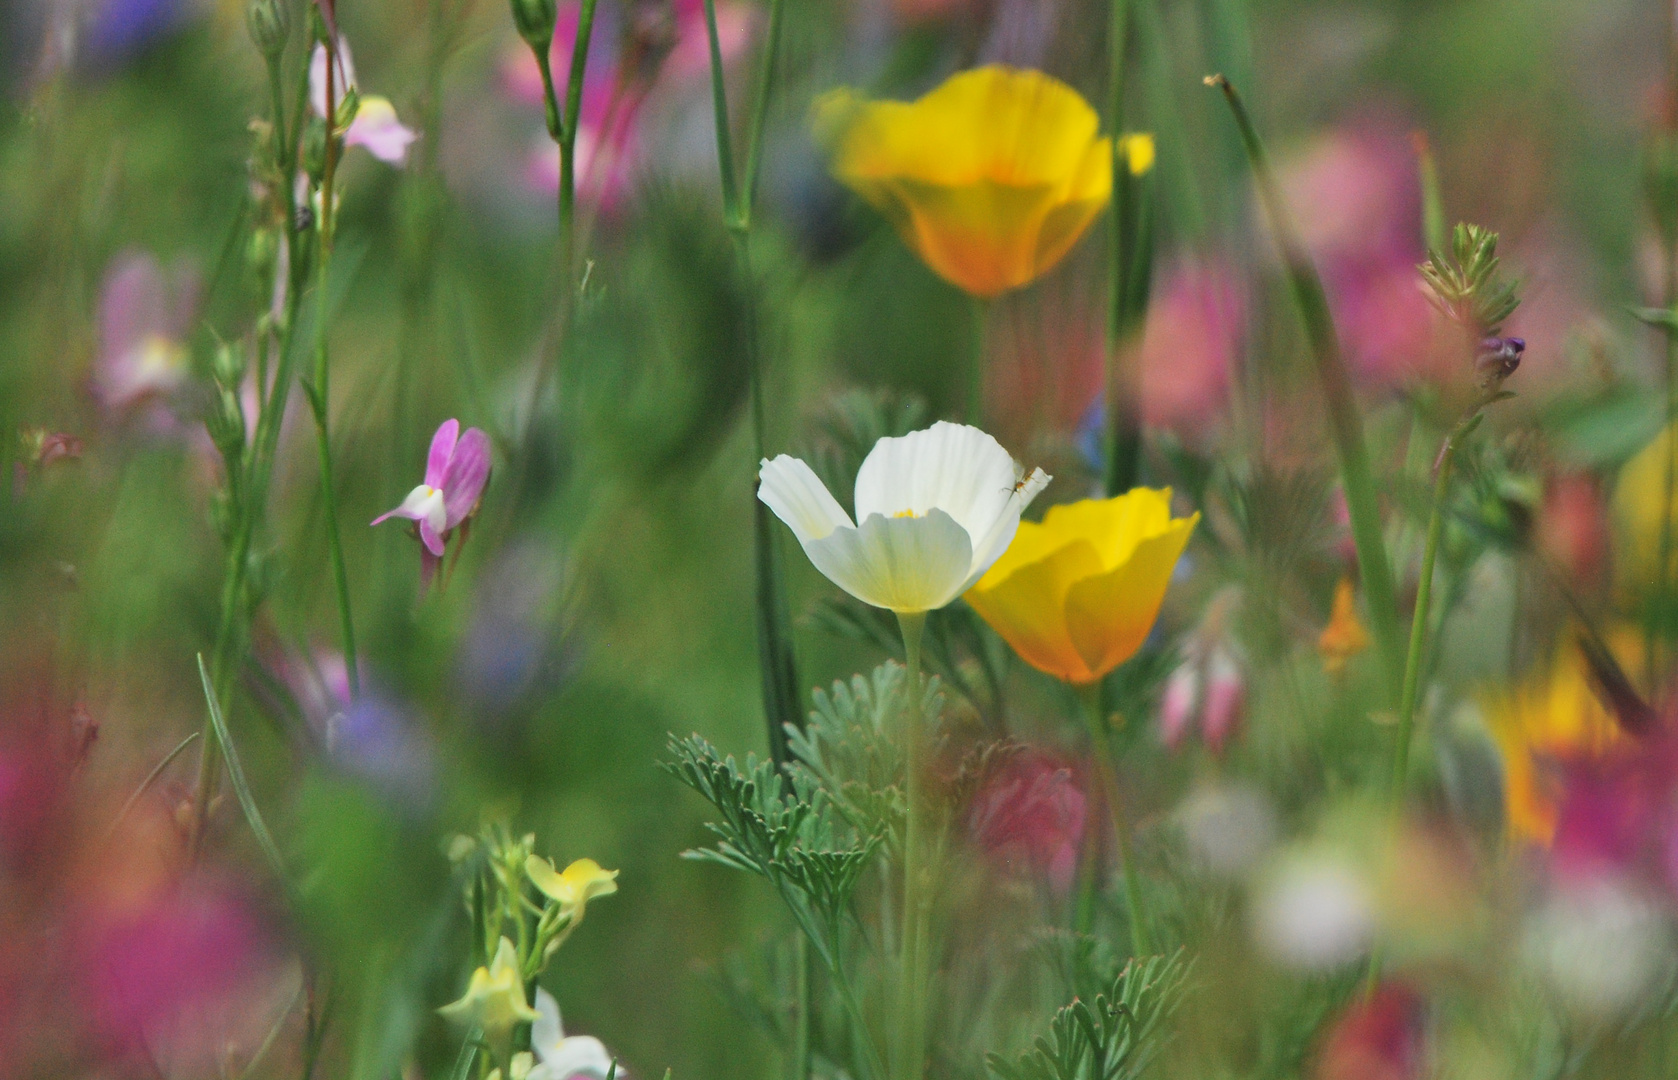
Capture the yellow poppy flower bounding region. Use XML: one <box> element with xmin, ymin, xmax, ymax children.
<box><xmin>437</xmin><ymin>936</ymin><xmax>539</xmax><ymax>1038</ymax></box>
<box><xmin>1482</xmin><ymin>635</ymin><xmax>1633</xmax><ymax>844</ymax></box>
<box><xmin>526</xmin><ymin>856</ymin><xmax>619</xmax><ymax>921</ymax></box>
<box><xmin>964</xmin><ymin>488</ymin><xmax>1197</xmax><ymax>684</ymax></box>
<box><xmin>813</xmin><ymin>65</ymin><xmax>1117</xmax><ymax>297</ymax></box>
<box><xmin>1318</xmin><ymin>577</ymin><xmax>1370</xmax><ymax>674</ymax></box>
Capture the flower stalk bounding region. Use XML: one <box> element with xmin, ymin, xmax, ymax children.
<box><xmin>895</xmin><ymin>610</ymin><xmax>929</xmax><ymax>1080</ymax></box>
<box><xmin>306</xmin><ymin>22</ymin><xmax>361</xmax><ymax>701</ymax></box>
<box><xmin>698</xmin><ymin>0</ymin><xmax>802</xmax><ymax>764</ymax></box>
<box><xmin>1077</xmin><ymin>681</ymin><xmax>1150</xmax><ymax>956</ymax></box>
<box><xmin>1207</xmin><ymin>74</ymin><xmax>1404</xmax><ymax>702</ymax></box>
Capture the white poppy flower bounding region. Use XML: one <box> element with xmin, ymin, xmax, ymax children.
<box><xmin>759</xmin><ymin>421</ymin><xmax>1050</xmax><ymax>613</ymax></box>
<box><xmin>527</xmin><ymin>989</ymin><xmax>616</xmax><ymax>1080</ymax></box>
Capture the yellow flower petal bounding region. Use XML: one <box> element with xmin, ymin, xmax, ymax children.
<box><xmin>527</xmin><ymin>855</ymin><xmax>619</xmax><ymax>919</ymax></box>
<box><xmin>1119</xmin><ymin>133</ymin><xmax>1155</xmax><ymax>177</ymax></box>
<box><xmin>1063</xmin><ymin>517</ymin><xmax>1198</xmax><ymax>678</ymax></box>
<box><xmin>965</xmin><ymin>488</ymin><xmax>1197</xmax><ymax>684</ymax></box>
<box><xmin>438</xmin><ymin>936</ymin><xmax>539</xmax><ymax>1037</ymax></box>
<box><xmin>1482</xmin><ymin>632</ymin><xmax>1636</xmax><ymax>844</ymax></box>
<box><xmin>1318</xmin><ymin>577</ymin><xmax>1369</xmax><ymax>674</ymax></box>
<box><xmin>814</xmin><ymin>65</ymin><xmax>1112</xmax><ymax>296</ymax></box>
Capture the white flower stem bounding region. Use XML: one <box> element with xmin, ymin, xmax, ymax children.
<box><xmin>894</xmin><ymin>610</ymin><xmax>929</xmax><ymax>1080</ymax></box>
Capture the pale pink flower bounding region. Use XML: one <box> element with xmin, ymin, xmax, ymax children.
<box><xmin>91</xmin><ymin>250</ymin><xmax>198</xmax><ymax>419</ymax></box>
<box><xmin>311</xmin><ymin>40</ymin><xmax>418</xmax><ymax>165</ymax></box>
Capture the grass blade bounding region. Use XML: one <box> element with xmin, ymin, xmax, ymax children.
<box><xmin>197</xmin><ymin>652</ymin><xmax>288</xmax><ymax>880</ymax></box>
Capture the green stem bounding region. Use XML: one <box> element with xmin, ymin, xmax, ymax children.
<box><xmin>1208</xmin><ymin>75</ymin><xmax>1403</xmax><ymax>702</ymax></box>
<box><xmin>793</xmin><ymin>934</ymin><xmax>812</xmax><ymax>1080</ymax></box>
<box><xmin>740</xmin><ymin>0</ymin><xmax>786</xmax><ymax>225</ymax></box>
<box><xmin>309</xmin><ymin>32</ymin><xmax>360</xmax><ymax>700</ymax></box>
<box><xmin>1390</xmin><ymin>436</ymin><xmax>1454</xmax><ymax>803</ymax></box>
<box><xmin>1104</xmin><ymin>0</ymin><xmax>1142</xmax><ymax>494</ymax></box>
<box><xmin>189</xmin><ymin>57</ymin><xmax>314</xmax><ymax>861</ymax></box>
<box><xmin>559</xmin><ymin>0</ymin><xmax>600</xmax><ymax>261</ymax></box>
<box><xmin>1076</xmin><ymin>681</ymin><xmax>1150</xmax><ymax>955</ymax></box>
<box><xmin>895</xmin><ymin>610</ymin><xmax>929</xmax><ymax>1080</ymax></box>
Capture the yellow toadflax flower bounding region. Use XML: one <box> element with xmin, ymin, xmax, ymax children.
<box><xmin>813</xmin><ymin>65</ymin><xmax>1119</xmax><ymax>297</ymax></box>
<box><xmin>438</xmin><ymin>936</ymin><xmax>539</xmax><ymax>1039</ymax></box>
<box><xmin>759</xmin><ymin>422</ymin><xmax>1050</xmax><ymax>614</ymax></box>
<box><xmin>526</xmin><ymin>856</ymin><xmax>619</xmax><ymax>922</ymax></box>
<box><xmin>1482</xmin><ymin>635</ymin><xmax>1632</xmax><ymax>844</ymax></box>
<box><xmin>964</xmin><ymin>488</ymin><xmax>1197</xmax><ymax>684</ymax></box>
<box><xmin>1318</xmin><ymin>577</ymin><xmax>1370</xmax><ymax>674</ymax></box>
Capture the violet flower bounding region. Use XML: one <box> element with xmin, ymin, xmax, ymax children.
<box><xmin>372</xmin><ymin>419</ymin><xmax>491</xmax><ymax>583</ymax></box>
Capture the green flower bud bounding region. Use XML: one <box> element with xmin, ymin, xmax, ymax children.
<box><xmin>510</xmin><ymin>0</ymin><xmax>557</xmax><ymax>52</ymax></box>
<box><xmin>213</xmin><ymin>342</ymin><xmax>247</xmax><ymax>389</ymax></box>
<box><xmin>301</xmin><ymin>116</ymin><xmax>328</xmax><ymax>181</ymax></box>
<box><xmin>246</xmin><ymin>0</ymin><xmax>289</xmax><ymax>60</ymax></box>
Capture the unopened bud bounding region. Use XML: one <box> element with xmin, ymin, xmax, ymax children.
<box><xmin>302</xmin><ymin>117</ymin><xmax>328</xmax><ymax>180</ymax></box>
<box><xmin>510</xmin><ymin>0</ymin><xmax>558</xmax><ymax>51</ymax></box>
<box><xmin>246</xmin><ymin>0</ymin><xmax>289</xmax><ymax>59</ymax></box>
<box><xmin>333</xmin><ymin>85</ymin><xmax>360</xmax><ymax>133</ymax></box>
<box><xmin>213</xmin><ymin>341</ymin><xmax>247</xmax><ymax>388</ymax></box>
<box><xmin>1474</xmin><ymin>336</ymin><xmax>1524</xmax><ymax>385</ymax></box>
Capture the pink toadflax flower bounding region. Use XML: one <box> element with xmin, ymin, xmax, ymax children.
<box><xmin>91</xmin><ymin>249</ymin><xmax>199</xmax><ymax>422</ymax></box>
<box><xmin>311</xmin><ymin>39</ymin><xmax>418</xmax><ymax>166</ymax></box>
<box><xmin>373</xmin><ymin>419</ymin><xmax>491</xmax><ymax>582</ymax></box>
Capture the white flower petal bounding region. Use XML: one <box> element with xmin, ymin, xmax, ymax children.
<box><xmin>758</xmin><ymin>456</ymin><xmax>854</xmax><ymax>544</ymax></box>
<box><xmin>803</xmin><ymin>509</ymin><xmax>973</xmax><ymax>612</ymax></box>
<box><xmin>960</xmin><ymin>466</ymin><xmax>1051</xmax><ymax>589</ymax></box>
<box><xmin>853</xmin><ymin>422</ymin><xmax>1027</xmax><ymax>550</ymax></box>
<box><xmin>534</xmin><ymin>1036</ymin><xmax>615</xmax><ymax>1080</ymax></box>
<box><xmin>532</xmin><ymin>989</ymin><xmax>565</xmax><ymax>1059</ymax></box>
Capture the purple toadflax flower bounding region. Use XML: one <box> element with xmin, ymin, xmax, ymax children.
<box><xmin>372</xmin><ymin>419</ymin><xmax>491</xmax><ymax>584</ymax></box>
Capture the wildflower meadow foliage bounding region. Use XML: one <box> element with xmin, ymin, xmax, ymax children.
<box><xmin>9</xmin><ymin>0</ymin><xmax>1678</xmax><ymax>1076</ymax></box>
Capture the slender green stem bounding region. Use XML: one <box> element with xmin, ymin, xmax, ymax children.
<box><xmin>1414</xmin><ymin>132</ymin><xmax>1445</xmax><ymax>254</ymax></box>
<box><xmin>558</xmin><ymin>0</ymin><xmax>600</xmax><ymax>269</ymax></box>
<box><xmin>740</xmin><ymin>0</ymin><xmax>787</xmax><ymax>225</ymax></box>
<box><xmin>1076</xmin><ymin>681</ymin><xmax>1150</xmax><ymax>955</ymax></box>
<box><xmin>1208</xmin><ymin>74</ymin><xmax>1404</xmax><ymax>703</ymax></box>
<box><xmin>895</xmin><ymin>611</ymin><xmax>929</xmax><ymax>1080</ymax></box>
<box><xmin>308</xmin><ymin>32</ymin><xmax>360</xmax><ymax>700</ymax></box>
<box><xmin>1390</xmin><ymin>438</ymin><xmax>1453</xmax><ymax>803</ymax></box>
<box><xmin>792</xmin><ymin>934</ymin><xmax>812</xmax><ymax>1080</ymax></box>
<box><xmin>1652</xmin><ymin>246</ymin><xmax>1678</xmax><ymax>700</ymax></box>
<box><xmin>701</xmin><ymin>0</ymin><xmax>741</xmax><ymax>223</ymax></box>
<box><xmin>189</xmin><ymin>51</ymin><xmax>313</xmax><ymax>861</ymax></box>
<box><xmin>1103</xmin><ymin>0</ymin><xmax>1142</xmax><ymax>494</ymax></box>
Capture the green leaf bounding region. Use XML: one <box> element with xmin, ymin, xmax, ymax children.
<box><xmin>197</xmin><ymin>653</ymin><xmax>288</xmax><ymax>881</ymax></box>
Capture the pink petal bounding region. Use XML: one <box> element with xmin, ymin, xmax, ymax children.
<box><xmin>97</xmin><ymin>251</ymin><xmax>167</xmax><ymax>370</ymax></box>
<box><xmin>419</xmin><ymin>519</ymin><xmax>445</xmax><ymax>557</ymax></box>
<box><xmin>346</xmin><ymin>98</ymin><xmax>417</xmax><ymax>165</ymax></box>
<box><xmin>370</xmin><ymin>506</ymin><xmax>413</xmax><ymax>527</ymax></box>
<box><xmin>441</xmin><ymin>428</ymin><xmax>492</xmax><ymax>529</ymax></box>
<box><xmin>426</xmin><ymin>419</ymin><xmax>460</xmax><ymax>488</ymax></box>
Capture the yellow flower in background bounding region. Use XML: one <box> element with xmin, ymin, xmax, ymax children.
<box><xmin>813</xmin><ymin>65</ymin><xmax>1114</xmax><ymax>297</ymax></box>
<box><xmin>438</xmin><ymin>936</ymin><xmax>539</xmax><ymax>1038</ymax></box>
<box><xmin>1118</xmin><ymin>133</ymin><xmax>1155</xmax><ymax>177</ymax></box>
<box><xmin>964</xmin><ymin>488</ymin><xmax>1197</xmax><ymax>684</ymax></box>
<box><xmin>526</xmin><ymin>856</ymin><xmax>619</xmax><ymax>921</ymax></box>
<box><xmin>1614</xmin><ymin>422</ymin><xmax>1678</xmax><ymax>588</ymax></box>
<box><xmin>1318</xmin><ymin>577</ymin><xmax>1370</xmax><ymax>674</ymax></box>
<box><xmin>1483</xmin><ymin>635</ymin><xmax>1633</xmax><ymax>844</ymax></box>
